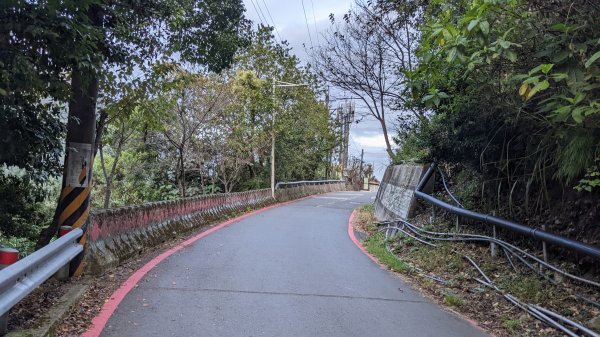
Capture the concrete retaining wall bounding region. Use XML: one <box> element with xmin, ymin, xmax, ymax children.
<box><xmin>374</xmin><ymin>164</ymin><xmax>431</xmax><ymax>221</ymax></box>
<box><xmin>85</xmin><ymin>182</ymin><xmax>346</xmax><ymax>274</ymax></box>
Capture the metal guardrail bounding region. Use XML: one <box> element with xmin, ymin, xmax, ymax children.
<box><xmin>275</xmin><ymin>180</ymin><xmax>344</xmax><ymax>189</ymax></box>
<box><xmin>415</xmin><ymin>164</ymin><xmax>600</xmax><ymax>260</ymax></box>
<box><xmin>0</xmin><ymin>228</ymin><xmax>83</xmax><ymax>318</ymax></box>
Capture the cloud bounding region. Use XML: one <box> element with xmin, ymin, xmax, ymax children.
<box><xmin>353</xmin><ymin>134</ymin><xmax>387</xmax><ymax>149</ymax></box>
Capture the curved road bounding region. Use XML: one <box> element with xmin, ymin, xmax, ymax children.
<box><xmin>100</xmin><ymin>191</ymin><xmax>488</xmax><ymax>337</ymax></box>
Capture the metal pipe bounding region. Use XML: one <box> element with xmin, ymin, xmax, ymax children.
<box><xmin>415</xmin><ymin>164</ymin><xmax>600</xmax><ymax>260</ymax></box>
<box><xmin>398</xmin><ymin>219</ymin><xmax>600</xmax><ymax>288</ymax></box>
<box><xmin>532</xmin><ymin>305</ymin><xmax>600</xmax><ymax>337</ymax></box>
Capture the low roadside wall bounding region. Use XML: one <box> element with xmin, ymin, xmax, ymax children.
<box><xmin>85</xmin><ymin>182</ymin><xmax>347</xmax><ymax>274</ymax></box>
<box><xmin>374</xmin><ymin>164</ymin><xmax>431</xmax><ymax>221</ymax></box>
<box><xmin>275</xmin><ymin>181</ymin><xmax>346</xmax><ymax>202</ymax></box>
<box><xmin>85</xmin><ymin>189</ymin><xmax>272</xmax><ymax>274</ymax></box>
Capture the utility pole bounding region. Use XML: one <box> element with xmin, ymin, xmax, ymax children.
<box><xmin>325</xmin><ymin>86</ymin><xmax>331</xmax><ymax>179</ymax></box>
<box><xmin>359</xmin><ymin>149</ymin><xmax>364</xmax><ymax>178</ymax></box>
<box><xmin>271</xmin><ymin>82</ymin><xmax>275</xmax><ymax>199</ymax></box>
<box><xmin>340</xmin><ymin>101</ymin><xmax>354</xmax><ymax>176</ymax></box>
<box><xmin>271</xmin><ymin>80</ymin><xmax>308</xmax><ymax>198</ymax></box>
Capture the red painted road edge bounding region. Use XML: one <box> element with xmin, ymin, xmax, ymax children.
<box><xmin>346</xmin><ymin>210</ymin><xmax>380</xmax><ymax>265</ymax></box>
<box><xmin>346</xmin><ymin>209</ymin><xmax>494</xmax><ymax>337</ymax></box>
<box><xmin>83</xmin><ymin>199</ymin><xmax>301</xmax><ymax>337</ymax></box>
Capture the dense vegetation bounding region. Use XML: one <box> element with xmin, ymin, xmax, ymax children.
<box><xmin>1</xmin><ymin>1</ymin><xmax>335</xmax><ymax>253</ymax></box>
<box><xmin>392</xmin><ymin>0</ymin><xmax>599</xmax><ymax>223</ymax></box>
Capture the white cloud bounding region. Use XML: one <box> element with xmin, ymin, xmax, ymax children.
<box><xmin>353</xmin><ymin>134</ymin><xmax>387</xmax><ymax>149</ymax></box>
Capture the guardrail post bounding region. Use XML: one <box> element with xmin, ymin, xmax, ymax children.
<box><xmin>454</xmin><ymin>215</ymin><xmax>459</xmax><ymax>232</ymax></box>
<box><xmin>0</xmin><ymin>312</ymin><xmax>7</xmax><ymax>335</ymax></box>
<box><xmin>54</xmin><ymin>226</ymin><xmax>73</xmax><ymax>280</ymax></box>
<box><xmin>489</xmin><ymin>211</ymin><xmax>497</xmax><ymax>258</ymax></box>
<box><xmin>542</xmin><ymin>224</ymin><xmax>548</xmax><ymax>264</ymax></box>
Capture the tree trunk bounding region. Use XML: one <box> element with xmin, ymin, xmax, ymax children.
<box><xmin>103</xmin><ymin>137</ymin><xmax>125</xmax><ymax>208</ymax></box>
<box><xmin>104</xmin><ymin>177</ymin><xmax>113</xmax><ymax>209</ymax></box>
<box><xmin>379</xmin><ymin>117</ymin><xmax>394</xmax><ymax>159</ymax></box>
<box><xmin>177</xmin><ymin>147</ymin><xmax>186</xmax><ymax>198</ymax></box>
<box><xmin>37</xmin><ymin>67</ymin><xmax>98</xmax><ymax>251</ymax></box>
<box><xmin>99</xmin><ymin>146</ymin><xmax>110</xmax><ymax>207</ymax></box>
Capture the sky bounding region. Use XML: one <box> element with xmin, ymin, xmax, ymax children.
<box><xmin>242</xmin><ymin>0</ymin><xmax>393</xmax><ymax>180</ymax></box>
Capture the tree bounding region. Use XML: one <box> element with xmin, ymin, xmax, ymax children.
<box><xmin>159</xmin><ymin>72</ymin><xmax>231</xmax><ymax>198</ymax></box>
<box><xmin>393</xmin><ymin>0</ymin><xmax>600</xmax><ymax>217</ymax></box>
<box><xmin>1</xmin><ymin>0</ymin><xmax>250</xmax><ymax>249</ymax></box>
<box><xmin>90</xmin><ymin>26</ymin><xmax>336</xmax><ymax>202</ymax></box>
<box><xmin>312</xmin><ymin>1</ymin><xmax>422</xmax><ymax>159</ymax></box>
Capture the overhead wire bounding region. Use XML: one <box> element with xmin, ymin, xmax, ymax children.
<box><xmin>248</xmin><ymin>0</ymin><xmax>268</xmax><ymax>27</ymax></box>
<box><xmin>259</xmin><ymin>0</ymin><xmax>283</xmax><ymax>42</ymax></box>
<box><xmin>309</xmin><ymin>0</ymin><xmax>319</xmax><ymax>42</ymax></box>
<box><xmin>300</xmin><ymin>0</ymin><xmax>315</xmax><ymax>50</ymax></box>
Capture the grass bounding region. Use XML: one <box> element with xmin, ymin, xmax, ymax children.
<box><xmin>364</xmin><ymin>233</ymin><xmax>411</xmax><ymax>273</ymax></box>
<box><xmin>359</xmin><ymin>203</ymin><xmax>375</xmax><ymax>213</ymax></box>
<box><xmin>502</xmin><ymin>318</ymin><xmax>522</xmax><ymax>333</ymax></box>
<box><xmin>355</xmin><ymin>203</ymin><xmax>377</xmax><ymax>233</ymax></box>
<box><xmin>407</xmin><ymin>241</ymin><xmax>466</xmax><ymax>274</ymax></box>
<box><xmin>497</xmin><ymin>275</ymin><xmax>546</xmax><ymax>304</ymax></box>
<box><xmin>443</xmin><ymin>292</ymin><xmax>464</xmax><ymax>306</ymax></box>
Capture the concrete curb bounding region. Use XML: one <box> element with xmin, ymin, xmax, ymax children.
<box><xmin>6</xmin><ymin>283</ymin><xmax>89</xmax><ymax>337</ymax></box>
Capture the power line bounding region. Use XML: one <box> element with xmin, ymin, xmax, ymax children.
<box><xmin>254</xmin><ymin>0</ymin><xmax>271</xmax><ymax>30</ymax></box>
<box><xmin>300</xmin><ymin>0</ymin><xmax>314</xmax><ymax>50</ymax></box>
<box><xmin>248</xmin><ymin>0</ymin><xmax>268</xmax><ymax>27</ymax></box>
<box><xmin>310</xmin><ymin>0</ymin><xmax>319</xmax><ymax>42</ymax></box>
<box><xmin>260</xmin><ymin>0</ymin><xmax>283</xmax><ymax>42</ymax></box>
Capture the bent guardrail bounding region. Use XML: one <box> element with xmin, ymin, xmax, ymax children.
<box><xmin>415</xmin><ymin>164</ymin><xmax>600</xmax><ymax>260</ymax></box>
<box><xmin>0</xmin><ymin>228</ymin><xmax>83</xmax><ymax>333</ymax></box>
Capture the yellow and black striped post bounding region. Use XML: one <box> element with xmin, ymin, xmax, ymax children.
<box><xmin>58</xmin><ymin>143</ymin><xmax>93</xmax><ymax>276</ymax></box>
<box><xmin>58</xmin><ymin>68</ymin><xmax>98</xmax><ymax>276</ymax></box>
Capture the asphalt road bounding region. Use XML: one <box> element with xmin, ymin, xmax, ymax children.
<box><xmin>100</xmin><ymin>191</ymin><xmax>489</xmax><ymax>337</ymax></box>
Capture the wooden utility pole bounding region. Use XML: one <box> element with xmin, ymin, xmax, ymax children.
<box><xmin>359</xmin><ymin>148</ymin><xmax>364</xmax><ymax>179</ymax></box>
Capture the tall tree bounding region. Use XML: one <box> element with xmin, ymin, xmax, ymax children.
<box><xmin>312</xmin><ymin>1</ymin><xmax>422</xmax><ymax>158</ymax></box>
<box><xmin>160</xmin><ymin>72</ymin><xmax>231</xmax><ymax>198</ymax></box>
<box><xmin>0</xmin><ymin>0</ymin><xmax>249</xmax><ymax>250</ymax></box>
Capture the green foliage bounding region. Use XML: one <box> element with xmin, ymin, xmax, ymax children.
<box><xmin>502</xmin><ymin>318</ymin><xmax>521</xmax><ymax>334</ymax></box>
<box><xmin>442</xmin><ymin>292</ymin><xmax>464</xmax><ymax>306</ymax></box>
<box><xmin>393</xmin><ymin>116</ymin><xmax>429</xmax><ymax>164</ymax></box>
<box><xmin>453</xmin><ymin>167</ymin><xmax>482</xmax><ymax>209</ymax></box>
<box><xmin>364</xmin><ymin>233</ymin><xmax>411</xmax><ymax>273</ymax></box>
<box><xmin>499</xmin><ymin>274</ymin><xmax>544</xmax><ymax>304</ymax></box>
<box><xmin>392</xmin><ymin>0</ymin><xmax>600</xmax><ymax>204</ymax></box>
<box><xmin>0</xmin><ymin>170</ymin><xmax>56</xmax><ymax>254</ymax></box>
<box><xmin>576</xmin><ymin>157</ymin><xmax>600</xmax><ymax>192</ymax></box>
<box><xmin>89</xmin><ymin>26</ymin><xmax>336</xmax><ymax>206</ymax></box>
<box><xmin>359</xmin><ymin>203</ymin><xmax>374</xmax><ymax>213</ymax></box>
<box><xmin>1</xmin><ymin>0</ymin><xmax>250</xmax><ymax>246</ymax></box>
